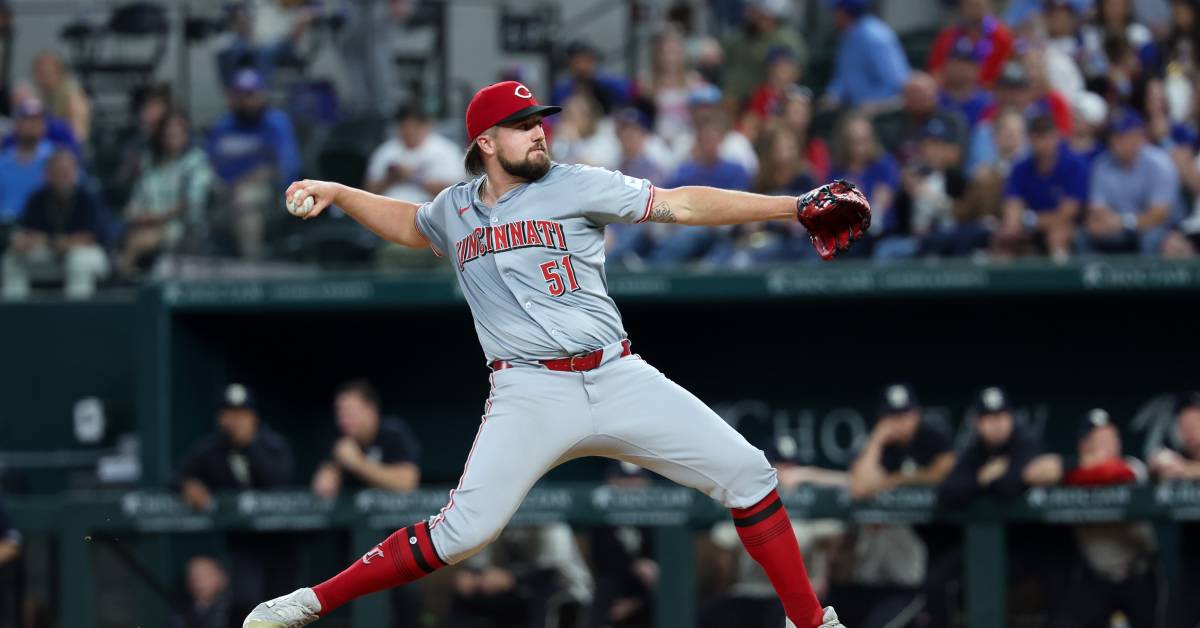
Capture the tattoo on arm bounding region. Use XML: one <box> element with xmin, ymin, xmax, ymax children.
<box><xmin>649</xmin><ymin>200</ymin><xmax>677</xmax><ymax>223</ymax></box>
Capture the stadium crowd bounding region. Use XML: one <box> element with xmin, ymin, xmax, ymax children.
<box><xmin>3</xmin><ymin>0</ymin><xmax>1200</xmax><ymax>298</ymax></box>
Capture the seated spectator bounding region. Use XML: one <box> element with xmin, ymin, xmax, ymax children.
<box><xmin>670</xmin><ymin>84</ymin><xmax>759</xmax><ymax>177</ymax></box>
<box><xmin>1070</xmin><ymin>90</ymin><xmax>1109</xmax><ymax>171</ymax></box>
<box><xmin>0</xmin><ymin>492</ymin><xmax>18</xmax><ymax>626</ymax></box>
<box><xmin>614</xmin><ymin>107</ymin><xmax>673</xmax><ymax>184</ymax></box>
<box><xmin>172</xmin><ymin>556</ymin><xmax>232</xmax><ymax>628</ymax></box>
<box><xmin>742</xmin><ymin>46</ymin><xmax>804</xmax><ymax>144</ymax></box>
<box><xmin>1094</xmin><ymin>31</ymin><xmax>1149</xmax><ymax>112</ymax></box>
<box><xmin>115</xmin><ymin>84</ymin><xmax>173</xmax><ymax>193</ymax></box>
<box><xmin>215</xmin><ymin>2</ymin><xmax>311</xmax><ymax>88</ymax></box>
<box><xmin>777</xmin><ymin>87</ymin><xmax>831</xmax><ymax>182</ymax></box>
<box><xmin>1048</xmin><ymin>409</ymin><xmax>1158</xmax><ymax>628</ymax></box>
<box><xmin>928</xmin><ymin>0</ymin><xmax>1015</xmax><ymax>87</ymax></box>
<box><xmin>823</xmin><ymin>0</ymin><xmax>911</xmax><ymax>110</ymax></box>
<box><xmin>850</xmin><ymin>384</ymin><xmax>956</xmax><ymax>501</ymax></box>
<box><xmin>721</xmin><ymin>0</ymin><xmax>805</xmax><ymax>108</ymax></box>
<box><xmin>606</xmin><ymin>107</ymin><xmax>676</xmax><ymax>267</ymax></box>
<box><xmin>938</xmin><ymin>386</ymin><xmax>1059</xmax><ymax>508</ymax></box>
<box><xmin>979</xmin><ymin>58</ymin><xmax>1073</xmax><ymax>136</ymax></box>
<box><xmin>2</xmin><ymin>84</ymin><xmax>81</xmax><ymax>159</ymax></box>
<box><xmin>1020</xmin><ymin>46</ymin><xmax>1077</xmax><ymax>133</ymax></box>
<box><xmin>207</xmin><ymin>69</ymin><xmax>300</xmax><ymax>259</ymax></box>
<box><xmin>175</xmin><ymin>383</ymin><xmax>295</xmax><ymax>621</ymax></box>
<box><xmin>311</xmin><ymin>379</ymin><xmax>420</xmax><ymax>498</ymax></box>
<box><xmin>644</xmin><ymin>26</ymin><xmax>704</xmax><ymax>146</ymax></box>
<box><xmin>448</xmin><ymin>524</ymin><xmax>593</xmax><ymax>628</ymax></box>
<box><xmin>31</xmin><ymin>51</ymin><xmax>90</xmax><ymax>145</ymax></box>
<box><xmin>552</xmin><ymin>92</ymin><xmax>620</xmax><ymax>169</ymax></box>
<box><xmin>1081</xmin><ymin>109</ymin><xmax>1179</xmax><ymax>255</ymax></box>
<box><xmin>704</xmin><ymin>127</ymin><xmax>816</xmax><ymax>266</ymax></box>
<box><xmin>0</xmin><ymin>100</ymin><xmax>53</xmax><ymax>226</ymax></box>
<box><xmin>996</xmin><ymin>114</ymin><xmax>1086</xmax><ymax>260</ymax></box>
<box><xmin>1044</xmin><ymin>0</ymin><xmax>1110</xmax><ymax>86</ymax></box>
<box><xmin>879</xmin><ymin>118</ymin><xmax>981</xmax><ymax>259</ymax></box>
<box><xmin>119</xmin><ymin>111</ymin><xmax>214</xmax><ymax>277</ymax></box>
<box><xmin>875</xmin><ymin>71</ymin><xmax>967</xmax><ymax>169</ymax></box>
<box><xmin>830</xmin><ymin>114</ymin><xmax>900</xmax><ymax>241</ymax></box>
<box><xmin>938</xmin><ymin>37</ymin><xmax>995</xmax><ymax>129</ymax></box>
<box><xmin>969</xmin><ymin>61</ymin><xmax>1058</xmax><ymax>170</ymax></box>
<box><xmin>968</xmin><ymin>107</ymin><xmax>1030</xmax><ymax>177</ymax></box>
<box><xmin>552</xmin><ymin>40</ymin><xmax>632</xmax><ymax>115</ymax></box>
<box><xmin>1085</xmin><ymin>0</ymin><xmax>1159</xmax><ymax>79</ymax></box>
<box><xmin>1</xmin><ymin>150</ymin><xmax>109</xmax><ymax>300</ymax></box>
<box><xmin>647</xmin><ymin>113</ymin><xmax>751</xmax><ymax>265</ymax></box>
<box><xmin>365</xmin><ymin>104</ymin><xmax>464</xmax><ymax>203</ymax></box>
<box><xmin>666</xmin><ymin>113</ymin><xmax>752</xmax><ymax>192</ymax></box>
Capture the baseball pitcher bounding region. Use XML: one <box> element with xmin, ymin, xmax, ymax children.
<box><xmin>245</xmin><ymin>81</ymin><xmax>869</xmax><ymax>628</ymax></box>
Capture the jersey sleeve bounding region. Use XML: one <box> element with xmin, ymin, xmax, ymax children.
<box><xmin>414</xmin><ymin>186</ymin><xmax>455</xmax><ymax>257</ymax></box>
<box><xmin>575</xmin><ymin>165</ymin><xmax>656</xmax><ymax>225</ymax></box>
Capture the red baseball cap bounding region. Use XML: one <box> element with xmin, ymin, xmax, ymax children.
<box><xmin>465</xmin><ymin>81</ymin><xmax>561</xmax><ymax>144</ymax></box>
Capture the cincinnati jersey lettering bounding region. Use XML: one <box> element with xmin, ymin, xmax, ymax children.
<box><xmin>456</xmin><ymin>219</ymin><xmax>569</xmax><ymax>270</ymax></box>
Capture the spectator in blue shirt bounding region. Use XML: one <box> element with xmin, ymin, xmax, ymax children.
<box><xmin>551</xmin><ymin>40</ymin><xmax>633</xmax><ymax>115</ymax></box>
<box><xmin>605</xmin><ymin>107</ymin><xmax>673</xmax><ymax>265</ymax></box>
<box><xmin>207</xmin><ymin>69</ymin><xmax>300</xmax><ymax>259</ymax></box>
<box><xmin>830</xmin><ymin>114</ymin><xmax>901</xmax><ymax>240</ymax></box>
<box><xmin>648</xmin><ymin>114</ymin><xmax>750</xmax><ymax>264</ymax></box>
<box><xmin>1082</xmin><ymin>109</ymin><xmax>1180</xmax><ymax>255</ymax></box>
<box><xmin>0</xmin><ymin>87</ymin><xmax>82</xmax><ymax>160</ymax></box>
<box><xmin>822</xmin><ymin>0</ymin><xmax>911</xmax><ymax>110</ymax></box>
<box><xmin>2</xmin><ymin>150</ymin><xmax>110</xmax><ymax>300</ymax></box>
<box><xmin>938</xmin><ymin>36</ymin><xmax>994</xmax><ymax>128</ymax></box>
<box><xmin>0</xmin><ymin>100</ymin><xmax>54</xmax><ymax>225</ymax></box>
<box><xmin>998</xmin><ymin>114</ymin><xmax>1087</xmax><ymax>260</ymax></box>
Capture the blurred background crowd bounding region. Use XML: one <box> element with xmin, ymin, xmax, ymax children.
<box><xmin>2</xmin><ymin>1</ymin><xmax>1200</xmax><ymax>628</ymax></box>
<box><xmin>5</xmin><ymin>0</ymin><xmax>1200</xmax><ymax>300</ymax></box>
<box><xmin>5</xmin><ymin>380</ymin><xmax>1198</xmax><ymax>628</ymax></box>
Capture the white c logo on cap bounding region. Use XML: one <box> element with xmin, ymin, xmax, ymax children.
<box><xmin>514</xmin><ymin>84</ymin><xmax>532</xmax><ymax>99</ymax></box>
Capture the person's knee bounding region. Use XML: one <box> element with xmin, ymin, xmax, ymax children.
<box><xmin>724</xmin><ymin>447</ymin><xmax>777</xmax><ymax>509</ymax></box>
<box><xmin>434</xmin><ymin>516</ymin><xmax>507</xmax><ymax>564</ymax></box>
<box><xmin>65</xmin><ymin>246</ymin><xmax>108</xmax><ymax>276</ymax></box>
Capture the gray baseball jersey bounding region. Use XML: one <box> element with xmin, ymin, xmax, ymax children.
<box><xmin>415</xmin><ymin>162</ymin><xmax>654</xmax><ymax>362</ymax></box>
<box><xmin>410</xmin><ymin>163</ymin><xmax>777</xmax><ymax>565</ymax></box>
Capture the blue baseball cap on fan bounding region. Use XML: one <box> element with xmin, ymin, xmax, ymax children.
<box><xmin>827</xmin><ymin>0</ymin><xmax>869</xmax><ymax>15</ymax></box>
<box><xmin>1111</xmin><ymin>108</ymin><xmax>1145</xmax><ymax>134</ymax></box>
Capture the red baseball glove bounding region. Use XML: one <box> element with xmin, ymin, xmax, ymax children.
<box><xmin>796</xmin><ymin>179</ymin><xmax>872</xmax><ymax>261</ymax></box>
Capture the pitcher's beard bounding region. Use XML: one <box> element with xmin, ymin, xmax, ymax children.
<box><xmin>498</xmin><ymin>147</ymin><xmax>551</xmax><ymax>180</ymax></box>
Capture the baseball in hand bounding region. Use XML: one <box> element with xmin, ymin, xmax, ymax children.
<box><xmin>287</xmin><ymin>193</ymin><xmax>315</xmax><ymax>217</ymax></box>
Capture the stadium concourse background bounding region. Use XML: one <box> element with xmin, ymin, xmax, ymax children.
<box><xmin>5</xmin><ymin>0</ymin><xmax>1200</xmax><ymax>628</ymax></box>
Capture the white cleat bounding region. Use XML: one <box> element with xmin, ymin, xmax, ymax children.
<box><xmin>243</xmin><ymin>587</ymin><xmax>322</xmax><ymax>628</ymax></box>
<box><xmin>786</xmin><ymin>606</ymin><xmax>845</xmax><ymax>628</ymax></box>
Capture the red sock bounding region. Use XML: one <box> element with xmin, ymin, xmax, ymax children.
<box><xmin>312</xmin><ymin>520</ymin><xmax>446</xmax><ymax>614</ymax></box>
<box><xmin>731</xmin><ymin>489</ymin><xmax>824</xmax><ymax>628</ymax></box>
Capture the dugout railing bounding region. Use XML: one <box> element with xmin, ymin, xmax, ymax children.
<box><xmin>8</xmin><ymin>483</ymin><xmax>1200</xmax><ymax>628</ymax></box>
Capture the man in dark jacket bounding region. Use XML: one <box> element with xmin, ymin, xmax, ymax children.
<box><xmin>176</xmin><ymin>383</ymin><xmax>295</xmax><ymax>622</ymax></box>
<box><xmin>938</xmin><ymin>386</ymin><xmax>1058</xmax><ymax>508</ymax></box>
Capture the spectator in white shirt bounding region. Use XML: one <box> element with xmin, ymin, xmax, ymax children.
<box><xmin>365</xmin><ymin>104</ymin><xmax>465</xmax><ymax>203</ymax></box>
